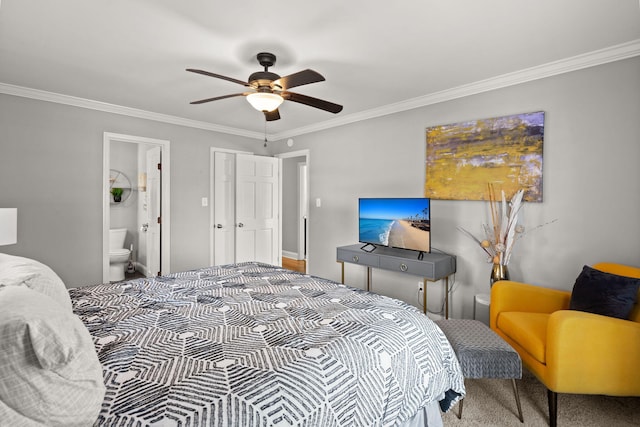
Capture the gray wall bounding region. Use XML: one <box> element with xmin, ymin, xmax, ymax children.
<box><xmin>0</xmin><ymin>94</ymin><xmax>264</xmax><ymax>286</ymax></box>
<box><xmin>1</xmin><ymin>57</ymin><xmax>638</xmax><ymax>318</ymax></box>
<box><xmin>268</xmin><ymin>57</ymin><xmax>640</xmax><ymax>319</ymax></box>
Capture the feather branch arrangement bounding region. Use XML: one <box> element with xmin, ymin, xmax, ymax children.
<box><xmin>458</xmin><ymin>183</ymin><xmax>527</xmax><ymax>266</ymax></box>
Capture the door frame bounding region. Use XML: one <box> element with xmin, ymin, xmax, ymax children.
<box><xmin>297</xmin><ymin>162</ymin><xmax>308</xmax><ymax>261</ymax></box>
<box><xmin>275</xmin><ymin>149</ymin><xmax>310</xmax><ymax>272</ymax></box>
<box><xmin>103</xmin><ymin>132</ymin><xmax>171</xmax><ymax>282</ymax></box>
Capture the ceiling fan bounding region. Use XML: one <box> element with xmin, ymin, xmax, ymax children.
<box><xmin>187</xmin><ymin>52</ymin><xmax>343</xmax><ymax>121</ymax></box>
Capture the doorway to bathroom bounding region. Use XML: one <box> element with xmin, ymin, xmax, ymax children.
<box><xmin>102</xmin><ymin>133</ymin><xmax>171</xmax><ymax>283</ymax></box>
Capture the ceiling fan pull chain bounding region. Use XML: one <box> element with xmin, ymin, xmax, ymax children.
<box><xmin>264</xmin><ymin>119</ymin><xmax>268</xmax><ymax>148</ymax></box>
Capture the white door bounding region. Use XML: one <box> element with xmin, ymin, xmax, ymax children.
<box><xmin>235</xmin><ymin>154</ymin><xmax>280</xmax><ymax>265</ymax></box>
<box><xmin>146</xmin><ymin>147</ymin><xmax>161</xmax><ymax>276</ymax></box>
<box><xmin>213</xmin><ymin>151</ymin><xmax>236</xmax><ymax>265</ymax></box>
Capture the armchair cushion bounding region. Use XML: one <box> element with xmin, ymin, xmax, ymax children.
<box><xmin>497</xmin><ymin>312</ymin><xmax>549</xmax><ymax>364</ymax></box>
<box><xmin>569</xmin><ymin>265</ymin><xmax>640</xmax><ymax>319</ymax></box>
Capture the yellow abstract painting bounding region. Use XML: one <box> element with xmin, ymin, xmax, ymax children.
<box><xmin>425</xmin><ymin>111</ymin><xmax>544</xmax><ymax>202</ymax></box>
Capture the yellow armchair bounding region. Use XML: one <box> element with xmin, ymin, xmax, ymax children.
<box><xmin>490</xmin><ymin>263</ymin><xmax>640</xmax><ymax>427</ymax></box>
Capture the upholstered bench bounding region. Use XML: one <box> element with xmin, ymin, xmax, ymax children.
<box><xmin>435</xmin><ymin>319</ymin><xmax>523</xmax><ymax>422</ymax></box>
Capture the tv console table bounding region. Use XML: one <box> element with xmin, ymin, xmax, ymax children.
<box><xmin>337</xmin><ymin>244</ymin><xmax>456</xmax><ymax>318</ymax></box>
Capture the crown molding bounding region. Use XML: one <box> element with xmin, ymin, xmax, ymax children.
<box><xmin>272</xmin><ymin>39</ymin><xmax>640</xmax><ymax>141</ymax></box>
<box><xmin>1</xmin><ymin>39</ymin><xmax>638</xmax><ymax>142</ymax></box>
<box><xmin>0</xmin><ymin>83</ymin><xmax>263</xmax><ymax>140</ymax></box>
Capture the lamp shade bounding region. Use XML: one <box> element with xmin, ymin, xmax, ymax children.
<box><xmin>246</xmin><ymin>92</ymin><xmax>284</xmax><ymax>112</ymax></box>
<box><xmin>0</xmin><ymin>208</ymin><xmax>17</xmax><ymax>246</ymax></box>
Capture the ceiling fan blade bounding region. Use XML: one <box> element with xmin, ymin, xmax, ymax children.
<box><xmin>283</xmin><ymin>92</ymin><xmax>343</xmax><ymax>114</ymax></box>
<box><xmin>190</xmin><ymin>93</ymin><xmax>248</xmax><ymax>104</ymax></box>
<box><xmin>186</xmin><ymin>68</ymin><xmax>249</xmax><ymax>87</ymax></box>
<box><xmin>264</xmin><ymin>109</ymin><xmax>281</xmax><ymax>121</ymax></box>
<box><xmin>273</xmin><ymin>69</ymin><xmax>325</xmax><ymax>90</ymax></box>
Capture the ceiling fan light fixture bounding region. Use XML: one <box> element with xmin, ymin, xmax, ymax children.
<box><xmin>246</xmin><ymin>92</ymin><xmax>284</xmax><ymax>112</ymax></box>
<box><xmin>187</xmin><ymin>52</ymin><xmax>343</xmax><ymax>120</ymax></box>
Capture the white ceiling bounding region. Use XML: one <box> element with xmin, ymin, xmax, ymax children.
<box><xmin>1</xmin><ymin>0</ymin><xmax>639</xmax><ymax>140</ymax></box>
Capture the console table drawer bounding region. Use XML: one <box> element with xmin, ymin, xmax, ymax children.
<box><xmin>379</xmin><ymin>257</ymin><xmax>434</xmax><ymax>278</ymax></box>
<box><xmin>337</xmin><ymin>248</ymin><xmax>379</xmax><ymax>267</ymax></box>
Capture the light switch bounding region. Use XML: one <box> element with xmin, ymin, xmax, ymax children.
<box><xmin>316</xmin><ymin>198</ymin><xmax>321</xmax><ymax>207</ymax></box>
<box><xmin>201</xmin><ymin>197</ymin><xmax>208</xmax><ymax>207</ymax></box>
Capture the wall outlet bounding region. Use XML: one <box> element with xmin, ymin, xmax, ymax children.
<box><xmin>418</xmin><ymin>281</ymin><xmax>424</xmax><ymax>292</ymax></box>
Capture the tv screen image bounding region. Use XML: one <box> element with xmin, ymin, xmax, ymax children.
<box><xmin>358</xmin><ymin>198</ymin><xmax>431</xmax><ymax>253</ymax></box>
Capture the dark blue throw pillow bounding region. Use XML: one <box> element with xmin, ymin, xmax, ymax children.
<box><xmin>569</xmin><ymin>265</ymin><xmax>640</xmax><ymax>319</ymax></box>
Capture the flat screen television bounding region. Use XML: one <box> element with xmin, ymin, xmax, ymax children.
<box><xmin>358</xmin><ymin>198</ymin><xmax>431</xmax><ymax>254</ymax></box>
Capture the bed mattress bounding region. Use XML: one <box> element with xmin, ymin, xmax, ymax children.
<box><xmin>69</xmin><ymin>262</ymin><xmax>464</xmax><ymax>426</ymax></box>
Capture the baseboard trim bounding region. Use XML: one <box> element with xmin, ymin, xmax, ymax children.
<box><xmin>135</xmin><ymin>262</ymin><xmax>149</xmax><ymax>277</ymax></box>
<box><xmin>282</xmin><ymin>250</ymin><xmax>301</xmax><ymax>260</ymax></box>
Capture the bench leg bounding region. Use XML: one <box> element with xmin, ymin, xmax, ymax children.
<box><xmin>457</xmin><ymin>380</ymin><xmax>521</xmax><ymax>422</ymax></box>
<box><xmin>511</xmin><ymin>379</ymin><xmax>524</xmax><ymax>423</ymax></box>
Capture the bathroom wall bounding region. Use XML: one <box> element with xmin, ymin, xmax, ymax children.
<box><xmin>110</xmin><ymin>141</ymin><xmax>138</xmax><ymax>253</ymax></box>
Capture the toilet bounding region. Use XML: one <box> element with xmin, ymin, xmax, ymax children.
<box><xmin>109</xmin><ymin>228</ymin><xmax>131</xmax><ymax>282</ymax></box>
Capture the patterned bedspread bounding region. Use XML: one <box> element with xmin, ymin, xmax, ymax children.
<box><xmin>69</xmin><ymin>262</ymin><xmax>465</xmax><ymax>426</ymax></box>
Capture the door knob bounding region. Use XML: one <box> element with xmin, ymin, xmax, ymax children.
<box><xmin>237</xmin><ymin>223</ymin><xmax>244</xmax><ymax>228</ymax></box>
<box><xmin>216</xmin><ymin>224</ymin><xmax>223</xmax><ymax>229</ymax></box>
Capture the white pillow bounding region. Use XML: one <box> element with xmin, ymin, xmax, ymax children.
<box><xmin>0</xmin><ymin>286</ymin><xmax>105</xmax><ymax>427</ymax></box>
<box><xmin>0</xmin><ymin>253</ymin><xmax>72</xmax><ymax>311</ymax></box>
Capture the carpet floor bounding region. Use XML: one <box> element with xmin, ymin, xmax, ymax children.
<box><xmin>441</xmin><ymin>370</ymin><xmax>640</xmax><ymax>426</ymax></box>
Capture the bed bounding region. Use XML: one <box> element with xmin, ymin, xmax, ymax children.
<box><xmin>0</xmin><ymin>255</ymin><xmax>465</xmax><ymax>426</ymax></box>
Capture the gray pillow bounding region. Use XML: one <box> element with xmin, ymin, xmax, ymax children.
<box><xmin>0</xmin><ymin>286</ymin><xmax>105</xmax><ymax>426</ymax></box>
<box><xmin>0</xmin><ymin>253</ymin><xmax>73</xmax><ymax>311</ymax></box>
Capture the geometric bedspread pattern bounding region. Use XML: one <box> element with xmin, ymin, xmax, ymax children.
<box><xmin>69</xmin><ymin>262</ymin><xmax>465</xmax><ymax>427</ymax></box>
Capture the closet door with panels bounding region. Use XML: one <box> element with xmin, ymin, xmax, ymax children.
<box><xmin>213</xmin><ymin>152</ymin><xmax>280</xmax><ymax>266</ymax></box>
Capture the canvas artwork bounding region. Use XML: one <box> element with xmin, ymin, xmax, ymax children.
<box><xmin>425</xmin><ymin>111</ymin><xmax>544</xmax><ymax>202</ymax></box>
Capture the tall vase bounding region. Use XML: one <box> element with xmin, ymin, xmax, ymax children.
<box><xmin>490</xmin><ymin>263</ymin><xmax>510</xmax><ymax>287</ymax></box>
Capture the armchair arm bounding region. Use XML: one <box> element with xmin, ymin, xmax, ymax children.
<box><xmin>490</xmin><ymin>280</ymin><xmax>571</xmax><ymax>329</ymax></box>
<box><xmin>546</xmin><ymin>310</ymin><xmax>640</xmax><ymax>395</ymax></box>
